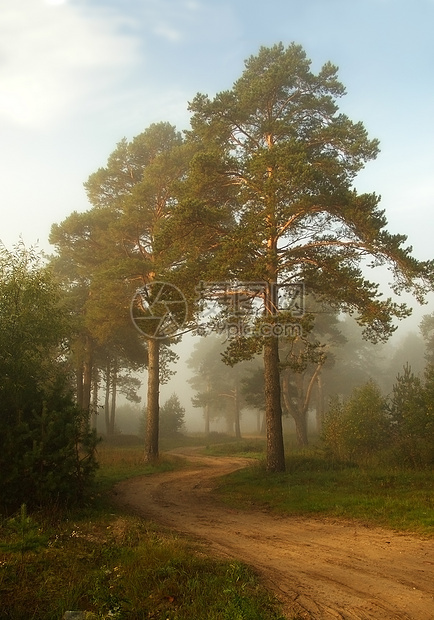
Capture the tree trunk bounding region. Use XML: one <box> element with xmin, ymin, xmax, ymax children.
<box><xmin>281</xmin><ymin>371</ymin><xmax>309</xmax><ymax>447</ymax></box>
<box><xmin>263</xmin><ymin>335</ymin><xmax>285</xmax><ymax>472</ymax></box>
<box><xmin>109</xmin><ymin>356</ymin><xmax>117</xmax><ymax>436</ymax></box>
<box><xmin>263</xmin><ymin>274</ymin><xmax>286</xmax><ymax>472</ymax></box>
<box><xmin>91</xmin><ymin>369</ymin><xmax>99</xmax><ymax>430</ymax></box>
<box><xmin>316</xmin><ymin>373</ymin><xmax>324</xmax><ymax>433</ymax></box>
<box><xmin>104</xmin><ymin>357</ymin><xmax>111</xmax><ymax>437</ymax></box>
<box><xmin>144</xmin><ymin>338</ymin><xmax>160</xmax><ymax>462</ymax></box>
<box><xmin>76</xmin><ymin>364</ymin><xmax>84</xmax><ymax>410</ymax></box>
<box><xmin>234</xmin><ymin>382</ymin><xmax>242</xmax><ymax>440</ymax></box>
<box><xmin>260</xmin><ymin>411</ymin><xmax>266</xmax><ymax>435</ymax></box>
<box><xmin>293</xmin><ymin>409</ymin><xmax>309</xmax><ymax>446</ymax></box>
<box><xmin>281</xmin><ymin>362</ymin><xmax>324</xmax><ymax>447</ymax></box>
<box><xmin>226</xmin><ymin>415</ymin><xmax>234</xmax><ymax>435</ymax></box>
<box><xmin>82</xmin><ymin>334</ymin><xmax>93</xmax><ymax>414</ymax></box>
<box><xmin>204</xmin><ymin>405</ymin><xmax>210</xmax><ymax>435</ymax></box>
<box><xmin>295</xmin><ymin>374</ymin><xmax>309</xmax><ymax>447</ymax></box>
<box><xmin>204</xmin><ymin>379</ymin><xmax>211</xmax><ymax>436</ymax></box>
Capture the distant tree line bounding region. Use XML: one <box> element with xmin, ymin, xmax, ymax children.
<box><xmin>322</xmin><ymin>362</ymin><xmax>434</xmax><ymax>467</ymax></box>
<box><xmin>187</xmin><ymin>313</ymin><xmax>434</xmax><ymax>464</ymax></box>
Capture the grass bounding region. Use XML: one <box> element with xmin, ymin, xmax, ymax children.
<box><xmin>204</xmin><ymin>437</ymin><xmax>266</xmax><ymax>459</ymax></box>
<box><xmin>2</xmin><ymin>434</ymin><xmax>433</xmax><ymax>618</ymax></box>
<box><xmin>94</xmin><ymin>433</ymin><xmax>246</xmax><ymax>492</ymax></box>
<box><xmin>0</xmin><ymin>436</ymin><xmax>286</xmax><ymax>620</ymax></box>
<box><xmin>213</xmin><ymin>447</ymin><xmax>434</xmax><ymax>535</ymax></box>
<box><xmin>94</xmin><ymin>443</ymin><xmax>179</xmax><ymax>492</ymax></box>
<box><xmin>0</xmin><ymin>512</ymin><xmax>285</xmax><ymax>619</ymax></box>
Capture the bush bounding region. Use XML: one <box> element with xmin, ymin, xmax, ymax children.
<box><xmin>0</xmin><ymin>244</ymin><xmax>98</xmax><ymax>513</ymax></box>
<box><xmin>388</xmin><ymin>364</ymin><xmax>434</xmax><ymax>467</ymax></box>
<box><xmin>322</xmin><ymin>381</ymin><xmax>390</xmax><ymax>463</ymax></box>
<box><xmin>323</xmin><ymin>369</ymin><xmax>434</xmax><ymax>468</ymax></box>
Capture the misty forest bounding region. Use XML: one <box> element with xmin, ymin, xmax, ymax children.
<box><xmin>1</xmin><ymin>43</ymin><xmax>434</xmax><ymax>620</ymax></box>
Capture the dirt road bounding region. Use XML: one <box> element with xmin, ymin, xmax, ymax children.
<box><xmin>112</xmin><ymin>448</ymin><xmax>434</xmax><ymax>619</ymax></box>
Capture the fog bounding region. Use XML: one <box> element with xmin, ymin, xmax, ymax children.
<box><xmin>109</xmin><ymin>289</ymin><xmax>433</xmax><ymax>439</ymax></box>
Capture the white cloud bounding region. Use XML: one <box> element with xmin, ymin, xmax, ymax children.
<box><xmin>0</xmin><ymin>1</ymin><xmax>140</xmax><ymax>128</ymax></box>
<box><xmin>154</xmin><ymin>22</ymin><xmax>182</xmax><ymax>42</ymax></box>
<box><xmin>185</xmin><ymin>0</ymin><xmax>201</xmax><ymax>10</ymax></box>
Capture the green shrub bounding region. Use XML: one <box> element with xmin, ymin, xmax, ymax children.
<box><xmin>322</xmin><ymin>381</ymin><xmax>390</xmax><ymax>463</ymax></box>
<box><xmin>0</xmin><ymin>390</ymin><xmax>99</xmax><ymax>513</ymax></box>
<box><xmin>389</xmin><ymin>364</ymin><xmax>434</xmax><ymax>466</ymax></box>
<box><xmin>0</xmin><ymin>244</ymin><xmax>98</xmax><ymax>513</ymax></box>
<box><xmin>323</xmin><ymin>369</ymin><xmax>434</xmax><ymax>468</ymax></box>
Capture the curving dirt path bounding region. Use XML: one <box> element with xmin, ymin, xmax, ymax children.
<box><xmin>112</xmin><ymin>448</ymin><xmax>434</xmax><ymax>619</ymax></box>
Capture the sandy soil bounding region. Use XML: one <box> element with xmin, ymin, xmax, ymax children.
<box><xmin>112</xmin><ymin>448</ymin><xmax>434</xmax><ymax>619</ymax></box>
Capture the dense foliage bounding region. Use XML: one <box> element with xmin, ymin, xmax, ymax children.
<box><xmin>389</xmin><ymin>364</ymin><xmax>434</xmax><ymax>466</ymax></box>
<box><xmin>322</xmin><ymin>381</ymin><xmax>390</xmax><ymax>463</ymax></box>
<box><xmin>322</xmin><ymin>369</ymin><xmax>434</xmax><ymax>466</ymax></box>
<box><xmin>0</xmin><ymin>244</ymin><xmax>98</xmax><ymax>512</ymax></box>
<box><xmin>159</xmin><ymin>393</ymin><xmax>186</xmax><ymax>437</ymax></box>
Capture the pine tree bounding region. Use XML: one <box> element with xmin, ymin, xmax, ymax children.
<box><xmin>187</xmin><ymin>43</ymin><xmax>434</xmax><ymax>471</ymax></box>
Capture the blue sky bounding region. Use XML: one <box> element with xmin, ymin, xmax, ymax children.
<box><xmin>1</xmin><ymin>0</ymin><xmax>433</xmax><ymax>269</ymax></box>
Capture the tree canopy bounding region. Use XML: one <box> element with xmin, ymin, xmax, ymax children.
<box><xmin>186</xmin><ymin>42</ymin><xmax>434</xmax><ymax>471</ymax></box>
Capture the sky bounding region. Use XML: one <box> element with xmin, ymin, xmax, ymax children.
<box><xmin>2</xmin><ymin>0</ymin><xmax>433</xmax><ymax>423</ymax></box>
<box><xmin>1</xmin><ymin>0</ymin><xmax>433</xmax><ymax>253</ymax></box>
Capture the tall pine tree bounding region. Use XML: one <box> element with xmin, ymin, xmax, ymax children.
<box><xmin>187</xmin><ymin>43</ymin><xmax>434</xmax><ymax>471</ymax></box>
